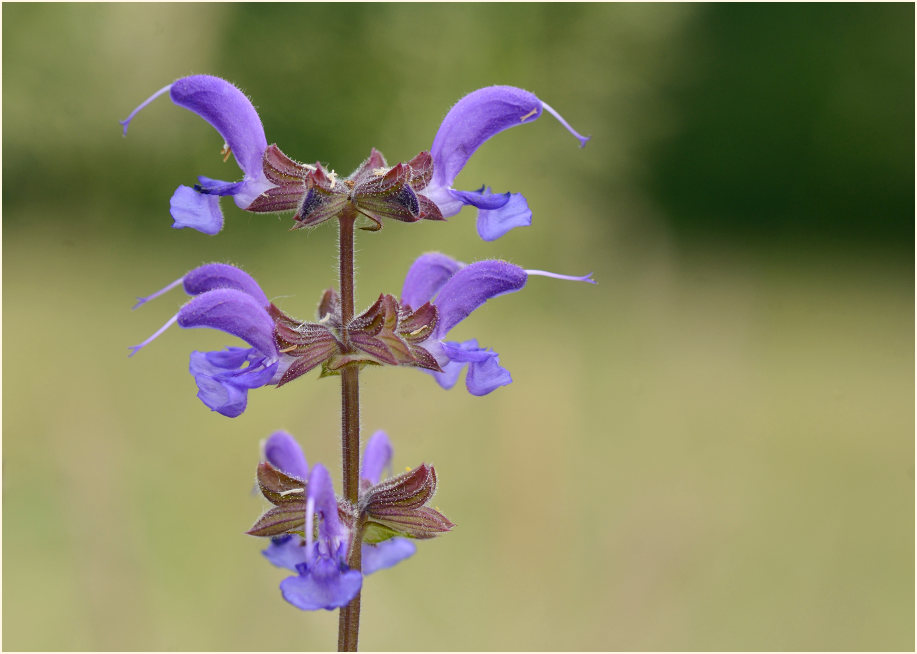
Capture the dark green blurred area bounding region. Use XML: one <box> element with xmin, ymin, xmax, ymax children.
<box><xmin>3</xmin><ymin>3</ymin><xmax>913</xmax><ymax>651</ymax></box>
<box><xmin>650</xmin><ymin>4</ymin><xmax>914</xmax><ymax>248</ymax></box>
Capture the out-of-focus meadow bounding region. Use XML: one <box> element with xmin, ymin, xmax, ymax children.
<box><xmin>2</xmin><ymin>3</ymin><xmax>913</xmax><ymax>651</ymax></box>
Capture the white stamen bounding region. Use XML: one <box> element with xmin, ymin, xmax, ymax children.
<box><xmin>305</xmin><ymin>496</ymin><xmax>315</xmax><ymax>551</ymax></box>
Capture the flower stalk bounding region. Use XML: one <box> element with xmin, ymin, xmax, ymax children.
<box><xmin>338</xmin><ymin>208</ymin><xmax>362</xmax><ymax>651</ymax></box>
<box><xmin>123</xmin><ymin>75</ymin><xmax>593</xmax><ymax>651</ymax></box>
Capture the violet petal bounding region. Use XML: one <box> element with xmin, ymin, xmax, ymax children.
<box><xmin>308</xmin><ymin>465</ymin><xmax>345</xmax><ymax>542</ymax></box>
<box><xmin>262</xmin><ymin>534</ymin><xmax>308</xmax><ymax>572</ymax></box>
<box><xmin>188</xmin><ymin>351</ymin><xmax>251</xmax><ymax>417</ymax></box>
<box><xmin>430</xmin><ymin>86</ymin><xmax>542</xmax><ymax>189</ymax></box>
<box><xmin>475</xmin><ymin>191</ymin><xmax>532</xmax><ymax>241</ymax></box>
<box><xmin>176</xmin><ymin>288</ymin><xmax>277</xmax><ymax>357</ymax></box>
<box><xmin>265</xmin><ymin>431</ymin><xmax>309</xmax><ymax>480</ymax></box>
<box><xmin>169</xmin><ymin>75</ymin><xmax>268</xmax><ymax>180</ymax></box>
<box><xmin>449</xmin><ymin>187</ymin><xmax>512</xmax><ymax>211</ymax></box>
<box><xmin>400</xmin><ymin>252</ymin><xmax>464</xmax><ymax>310</ymax></box>
<box><xmin>432</xmin><ymin>260</ymin><xmax>528</xmax><ymax>337</ymax></box>
<box><xmin>465</xmin><ymin>351</ymin><xmax>513</xmax><ymax>395</ymax></box>
<box><xmin>362</xmin><ymin>538</ymin><xmax>416</xmax><ymax>575</ymax></box>
<box><xmin>439</xmin><ymin>339</ymin><xmax>513</xmax><ymax>396</ymax></box>
<box><xmin>280</xmin><ymin>556</ymin><xmax>362</xmax><ymax>611</ymax></box>
<box><xmin>195</xmin><ymin>176</ymin><xmax>244</xmax><ymax>197</ymax></box>
<box><xmin>182</xmin><ymin>263</ymin><xmax>270</xmax><ymax>306</ymax></box>
<box><xmin>361</xmin><ymin>431</ymin><xmax>393</xmax><ymax>486</ymax></box>
<box><xmin>424</xmin><ymin>86</ymin><xmax>588</xmax><ymax>237</ymax></box>
<box><xmin>432</xmin><ymin>358</ymin><xmax>466</xmax><ymax>390</ymax></box>
<box><xmin>170</xmin><ymin>185</ymin><xmax>224</xmax><ymax>235</ymax></box>
<box><xmin>189</xmin><ymin>348</ymin><xmax>277</xmax><ymax>417</ymax></box>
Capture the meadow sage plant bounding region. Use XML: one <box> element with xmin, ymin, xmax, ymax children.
<box><xmin>124</xmin><ymin>74</ymin><xmax>593</xmax><ymax>650</ymax></box>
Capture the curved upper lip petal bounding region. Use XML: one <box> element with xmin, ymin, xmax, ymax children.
<box><xmin>429</xmin><ymin>259</ymin><xmax>529</xmax><ymax>338</ymax></box>
<box><xmin>176</xmin><ymin>288</ymin><xmax>278</xmax><ymax>358</ymax></box>
<box><xmin>429</xmin><ymin>85</ymin><xmax>589</xmax><ymax>190</ymax></box>
<box><xmin>430</xmin><ymin>86</ymin><xmax>544</xmax><ymax>189</ymax></box>
<box><xmin>168</xmin><ymin>75</ymin><xmax>268</xmax><ymax>180</ymax></box>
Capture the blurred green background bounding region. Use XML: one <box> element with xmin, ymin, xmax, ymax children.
<box><xmin>3</xmin><ymin>3</ymin><xmax>913</xmax><ymax>651</ymax></box>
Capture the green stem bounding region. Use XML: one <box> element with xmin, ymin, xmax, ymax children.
<box><xmin>337</xmin><ymin>209</ymin><xmax>362</xmax><ymax>652</ymax></box>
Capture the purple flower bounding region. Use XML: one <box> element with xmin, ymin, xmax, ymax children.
<box><xmin>129</xmin><ymin>263</ymin><xmax>287</xmax><ymax>418</ymax></box>
<box><xmin>279</xmin><ymin>463</ymin><xmax>363</xmax><ymax>611</ymax></box>
<box><xmin>401</xmin><ymin>253</ymin><xmax>595</xmax><ymax>395</ymax></box>
<box><xmin>423</xmin><ymin>86</ymin><xmax>590</xmax><ymax>241</ymax></box>
<box><xmin>257</xmin><ymin>431</ymin><xmax>431</xmax><ymax>611</ymax></box>
<box><xmin>120</xmin><ymin>75</ymin><xmax>272</xmax><ymax>235</ymax></box>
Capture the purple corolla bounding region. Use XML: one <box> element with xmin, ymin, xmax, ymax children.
<box><xmin>277</xmin><ymin>463</ymin><xmax>363</xmax><ymax>611</ymax></box>
<box><xmin>259</xmin><ymin>431</ymin><xmax>425</xmax><ymax>611</ymax></box>
<box><xmin>401</xmin><ymin>252</ymin><xmax>595</xmax><ymax>395</ymax></box>
<box><xmin>120</xmin><ymin>75</ymin><xmax>272</xmax><ymax>235</ymax></box>
<box><xmin>129</xmin><ymin>262</ymin><xmax>287</xmax><ymax>418</ymax></box>
<box><xmin>423</xmin><ymin>85</ymin><xmax>590</xmax><ymax>241</ymax></box>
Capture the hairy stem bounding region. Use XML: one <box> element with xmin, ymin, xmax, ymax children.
<box><xmin>337</xmin><ymin>208</ymin><xmax>362</xmax><ymax>652</ymax></box>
